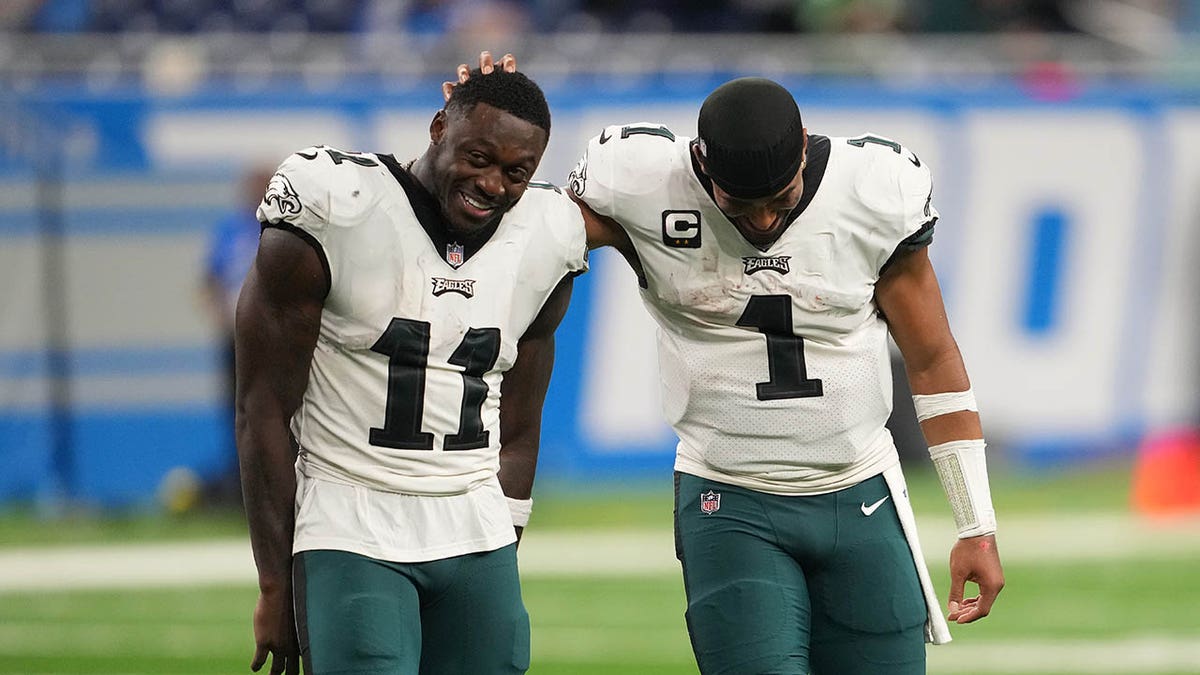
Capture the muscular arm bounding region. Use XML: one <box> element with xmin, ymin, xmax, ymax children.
<box><xmin>875</xmin><ymin>247</ymin><xmax>1005</xmax><ymax>624</ymax></box>
<box><xmin>876</xmin><ymin>248</ymin><xmax>977</xmax><ymax>444</ymax></box>
<box><xmin>497</xmin><ymin>274</ymin><xmax>575</xmax><ymax>538</ymax></box>
<box><xmin>235</xmin><ymin>227</ymin><xmax>326</xmax><ymax>672</ymax></box>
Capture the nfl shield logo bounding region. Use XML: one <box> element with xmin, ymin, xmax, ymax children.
<box><xmin>699</xmin><ymin>490</ymin><xmax>721</xmax><ymax>515</ymax></box>
<box><xmin>446</xmin><ymin>242</ymin><xmax>465</xmax><ymax>268</ymax></box>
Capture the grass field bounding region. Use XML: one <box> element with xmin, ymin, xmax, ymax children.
<box><xmin>2</xmin><ymin>462</ymin><xmax>1199</xmax><ymax>675</ymax></box>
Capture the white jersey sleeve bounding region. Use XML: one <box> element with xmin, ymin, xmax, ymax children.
<box><xmin>257</xmin><ymin>146</ymin><xmax>382</xmax><ymax>283</ymax></box>
<box><xmin>569</xmin><ymin>123</ymin><xmax>684</xmax><ymax>222</ymax></box>
<box><xmin>528</xmin><ymin>181</ymin><xmax>590</xmax><ymax>278</ymax></box>
<box><xmin>847</xmin><ymin>133</ymin><xmax>940</xmax><ymax>273</ymax></box>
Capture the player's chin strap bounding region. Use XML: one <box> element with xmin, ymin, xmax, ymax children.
<box><xmin>913</xmin><ymin>389</ymin><xmax>997</xmax><ymax>539</ymax></box>
<box><xmin>507</xmin><ymin>497</ymin><xmax>533</xmax><ymax>529</ymax></box>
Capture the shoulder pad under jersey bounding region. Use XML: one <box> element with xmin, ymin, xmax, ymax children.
<box><xmin>568</xmin><ymin>122</ymin><xmax>687</xmax><ymax>219</ymax></box>
<box><xmin>257</xmin><ymin>145</ymin><xmax>385</xmax><ymax>237</ymax></box>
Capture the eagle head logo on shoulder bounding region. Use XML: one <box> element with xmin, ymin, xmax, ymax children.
<box><xmin>742</xmin><ymin>256</ymin><xmax>792</xmax><ymax>275</ymax></box>
<box><xmin>568</xmin><ymin>152</ymin><xmax>588</xmax><ymax>198</ymax></box>
<box><xmin>264</xmin><ymin>173</ymin><xmax>302</xmax><ymax>217</ymax></box>
<box><xmin>431</xmin><ymin>277</ymin><xmax>476</xmax><ymax>298</ymax></box>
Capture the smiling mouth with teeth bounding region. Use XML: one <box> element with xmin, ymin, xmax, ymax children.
<box><xmin>462</xmin><ymin>192</ymin><xmax>495</xmax><ymax>212</ymax></box>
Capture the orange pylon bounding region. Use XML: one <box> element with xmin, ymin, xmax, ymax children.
<box><xmin>1131</xmin><ymin>427</ymin><xmax>1200</xmax><ymax>515</ymax></box>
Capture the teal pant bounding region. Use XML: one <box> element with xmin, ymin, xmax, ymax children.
<box><xmin>293</xmin><ymin>545</ymin><xmax>529</xmax><ymax>675</ymax></box>
<box><xmin>675</xmin><ymin>472</ymin><xmax>927</xmax><ymax>675</ymax></box>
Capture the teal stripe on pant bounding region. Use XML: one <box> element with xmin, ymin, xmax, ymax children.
<box><xmin>294</xmin><ymin>545</ymin><xmax>529</xmax><ymax>675</ymax></box>
<box><xmin>674</xmin><ymin>472</ymin><xmax>927</xmax><ymax>675</ymax></box>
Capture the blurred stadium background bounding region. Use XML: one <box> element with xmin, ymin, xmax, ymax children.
<box><xmin>3</xmin><ymin>0</ymin><xmax>1200</xmax><ymax>673</ymax></box>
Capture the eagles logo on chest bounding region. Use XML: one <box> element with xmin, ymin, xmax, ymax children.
<box><xmin>431</xmin><ymin>277</ymin><xmax>476</xmax><ymax>298</ymax></box>
<box><xmin>742</xmin><ymin>256</ymin><xmax>791</xmax><ymax>275</ymax></box>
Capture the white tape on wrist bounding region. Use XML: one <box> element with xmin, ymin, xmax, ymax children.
<box><xmin>507</xmin><ymin>497</ymin><xmax>533</xmax><ymax>528</ymax></box>
<box><xmin>912</xmin><ymin>389</ymin><xmax>977</xmax><ymax>422</ymax></box>
<box><xmin>927</xmin><ymin>439</ymin><xmax>997</xmax><ymax>538</ymax></box>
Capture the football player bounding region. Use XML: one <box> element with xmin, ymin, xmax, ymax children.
<box><xmin>236</xmin><ymin>56</ymin><xmax>587</xmax><ymax>675</ymax></box>
<box><xmin>569</xmin><ymin>77</ymin><xmax>1005</xmax><ymax>674</ymax></box>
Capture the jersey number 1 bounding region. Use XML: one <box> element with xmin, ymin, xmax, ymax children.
<box><xmin>736</xmin><ymin>295</ymin><xmax>824</xmax><ymax>400</ymax></box>
<box><xmin>368</xmin><ymin>318</ymin><xmax>501</xmax><ymax>451</ymax></box>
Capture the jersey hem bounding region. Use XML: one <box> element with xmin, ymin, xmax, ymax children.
<box><xmin>292</xmin><ymin>532</ymin><xmax>517</xmax><ymax>565</ymax></box>
<box><xmin>674</xmin><ymin>447</ymin><xmax>900</xmax><ymax>496</ymax></box>
<box><xmin>299</xmin><ymin>456</ymin><xmax>496</xmax><ymax>496</ymax></box>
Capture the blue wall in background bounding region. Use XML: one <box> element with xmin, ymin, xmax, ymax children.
<box><xmin>3</xmin><ymin>76</ymin><xmax>1198</xmax><ymax>506</ymax></box>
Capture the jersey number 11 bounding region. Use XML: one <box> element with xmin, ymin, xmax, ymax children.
<box><xmin>368</xmin><ymin>318</ymin><xmax>501</xmax><ymax>451</ymax></box>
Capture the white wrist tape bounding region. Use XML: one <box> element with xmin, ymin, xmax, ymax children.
<box><xmin>912</xmin><ymin>389</ymin><xmax>977</xmax><ymax>422</ymax></box>
<box><xmin>507</xmin><ymin>497</ymin><xmax>533</xmax><ymax>528</ymax></box>
<box><xmin>928</xmin><ymin>439</ymin><xmax>996</xmax><ymax>538</ymax></box>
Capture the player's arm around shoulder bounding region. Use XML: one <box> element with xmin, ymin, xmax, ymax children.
<box><xmin>235</xmin><ymin>195</ymin><xmax>328</xmax><ymax>673</ymax></box>
<box><xmin>875</xmin><ymin>249</ymin><xmax>1005</xmax><ymax>625</ymax></box>
<box><xmin>566</xmin><ymin>129</ymin><xmax>651</xmax><ymax>281</ymax></box>
<box><xmin>497</xmin><ymin>271</ymin><xmax>575</xmax><ymax>542</ymax></box>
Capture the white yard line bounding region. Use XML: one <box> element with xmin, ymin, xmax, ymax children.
<box><xmin>926</xmin><ymin>637</ymin><xmax>1200</xmax><ymax>673</ymax></box>
<box><xmin>0</xmin><ymin>513</ymin><xmax>1198</xmax><ymax>592</ymax></box>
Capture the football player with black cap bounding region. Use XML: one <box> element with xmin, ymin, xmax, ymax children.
<box><xmin>578</xmin><ymin>75</ymin><xmax>1005</xmax><ymax>675</ymax></box>
<box><xmin>693</xmin><ymin>77</ymin><xmax>811</xmax><ymax>249</ymax></box>
<box><xmin>455</xmin><ymin>62</ymin><xmax>1006</xmax><ymax>674</ymax></box>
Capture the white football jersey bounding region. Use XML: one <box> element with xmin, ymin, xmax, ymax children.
<box><xmin>258</xmin><ymin>145</ymin><xmax>586</xmax><ymax>502</ymax></box>
<box><xmin>571</xmin><ymin>125</ymin><xmax>937</xmax><ymax>495</ymax></box>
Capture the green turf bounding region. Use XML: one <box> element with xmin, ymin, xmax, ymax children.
<box><xmin>0</xmin><ymin>463</ymin><xmax>1185</xmax><ymax>674</ymax></box>
<box><xmin>925</xmin><ymin>557</ymin><xmax>1200</xmax><ymax>640</ymax></box>
<box><xmin>0</xmin><ymin>506</ymin><xmax>248</xmax><ymax>546</ymax></box>
<box><xmin>0</xmin><ymin>554</ymin><xmax>1197</xmax><ymax>675</ymax></box>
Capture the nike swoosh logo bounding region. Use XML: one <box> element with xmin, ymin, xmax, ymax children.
<box><xmin>860</xmin><ymin>496</ymin><xmax>890</xmax><ymax>516</ymax></box>
<box><xmin>297</xmin><ymin>150</ymin><xmax>318</xmax><ymax>160</ymax></box>
<box><xmin>598</xmin><ymin>129</ymin><xmax>612</xmax><ymax>144</ymax></box>
<box><xmin>908</xmin><ymin>152</ymin><xmax>921</xmax><ymax>168</ymax></box>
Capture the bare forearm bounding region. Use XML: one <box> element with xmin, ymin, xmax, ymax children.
<box><xmin>904</xmin><ymin>347</ymin><xmax>982</xmax><ymax>445</ymax></box>
<box><xmin>498</xmin><ymin>276</ymin><xmax>572</xmax><ymax>519</ymax></box>
<box><xmin>236</xmin><ymin>408</ymin><xmax>297</xmax><ymax>592</ymax></box>
<box><xmin>233</xmin><ymin>229</ymin><xmax>325</xmax><ymax>592</ymax></box>
<box><xmin>498</xmin><ymin>439</ymin><xmax>539</xmax><ymax>500</ymax></box>
<box><xmin>498</xmin><ymin>343</ymin><xmax>549</xmax><ymax>500</ymax></box>
<box><xmin>904</xmin><ymin>344</ymin><xmax>968</xmax><ymax>396</ymax></box>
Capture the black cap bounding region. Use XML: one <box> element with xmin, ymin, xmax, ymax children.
<box><xmin>697</xmin><ymin>78</ymin><xmax>805</xmax><ymax>200</ymax></box>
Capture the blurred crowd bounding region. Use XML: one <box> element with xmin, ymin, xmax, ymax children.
<box><xmin>0</xmin><ymin>0</ymin><xmax>1193</xmax><ymax>35</ymax></box>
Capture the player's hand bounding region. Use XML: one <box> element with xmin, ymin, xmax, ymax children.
<box><xmin>250</xmin><ymin>586</ymin><xmax>300</xmax><ymax>675</ymax></box>
<box><xmin>946</xmin><ymin>534</ymin><xmax>1004</xmax><ymax>624</ymax></box>
<box><xmin>442</xmin><ymin>51</ymin><xmax>518</xmax><ymax>101</ymax></box>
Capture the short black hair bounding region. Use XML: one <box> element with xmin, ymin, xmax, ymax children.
<box><xmin>446</xmin><ymin>69</ymin><xmax>551</xmax><ymax>135</ymax></box>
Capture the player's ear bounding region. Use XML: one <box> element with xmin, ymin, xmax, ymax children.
<box><xmin>430</xmin><ymin>110</ymin><xmax>448</xmax><ymax>145</ymax></box>
<box><xmin>691</xmin><ymin>143</ymin><xmax>709</xmax><ymax>176</ymax></box>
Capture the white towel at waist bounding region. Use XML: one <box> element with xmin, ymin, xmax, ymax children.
<box><xmin>883</xmin><ymin>463</ymin><xmax>953</xmax><ymax>644</ymax></box>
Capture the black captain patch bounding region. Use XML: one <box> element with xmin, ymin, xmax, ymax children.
<box><xmin>662</xmin><ymin>210</ymin><xmax>702</xmax><ymax>248</ymax></box>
